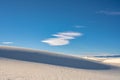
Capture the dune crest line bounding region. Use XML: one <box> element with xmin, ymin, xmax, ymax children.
<box><xmin>0</xmin><ymin>46</ymin><xmax>112</xmax><ymax>70</ymax></box>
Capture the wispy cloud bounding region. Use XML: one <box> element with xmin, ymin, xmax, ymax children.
<box><xmin>1</xmin><ymin>42</ymin><xmax>13</xmax><ymax>45</ymax></box>
<box><xmin>53</xmin><ymin>32</ymin><xmax>82</xmax><ymax>39</ymax></box>
<box><xmin>74</xmin><ymin>25</ymin><xmax>85</xmax><ymax>28</ymax></box>
<box><xmin>41</xmin><ymin>32</ymin><xmax>83</xmax><ymax>46</ymax></box>
<box><xmin>97</xmin><ymin>10</ymin><xmax>120</xmax><ymax>15</ymax></box>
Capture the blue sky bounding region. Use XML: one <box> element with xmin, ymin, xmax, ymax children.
<box><xmin>0</xmin><ymin>0</ymin><xmax>120</xmax><ymax>55</ymax></box>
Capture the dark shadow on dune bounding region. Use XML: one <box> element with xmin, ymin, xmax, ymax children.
<box><xmin>0</xmin><ymin>47</ymin><xmax>112</xmax><ymax>70</ymax></box>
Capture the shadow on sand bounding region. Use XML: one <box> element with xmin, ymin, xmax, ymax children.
<box><xmin>0</xmin><ymin>47</ymin><xmax>112</xmax><ymax>70</ymax></box>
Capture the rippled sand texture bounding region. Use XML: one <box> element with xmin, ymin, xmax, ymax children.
<box><xmin>0</xmin><ymin>46</ymin><xmax>120</xmax><ymax>80</ymax></box>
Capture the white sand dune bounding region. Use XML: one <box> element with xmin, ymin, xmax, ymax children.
<box><xmin>83</xmin><ymin>56</ymin><xmax>120</xmax><ymax>66</ymax></box>
<box><xmin>103</xmin><ymin>58</ymin><xmax>120</xmax><ymax>63</ymax></box>
<box><xmin>0</xmin><ymin>46</ymin><xmax>120</xmax><ymax>80</ymax></box>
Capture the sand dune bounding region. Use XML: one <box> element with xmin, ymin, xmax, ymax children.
<box><xmin>0</xmin><ymin>46</ymin><xmax>112</xmax><ymax>70</ymax></box>
<box><xmin>83</xmin><ymin>56</ymin><xmax>120</xmax><ymax>66</ymax></box>
<box><xmin>0</xmin><ymin>46</ymin><xmax>120</xmax><ymax>80</ymax></box>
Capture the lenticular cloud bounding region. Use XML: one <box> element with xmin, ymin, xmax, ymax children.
<box><xmin>41</xmin><ymin>31</ymin><xmax>83</xmax><ymax>46</ymax></box>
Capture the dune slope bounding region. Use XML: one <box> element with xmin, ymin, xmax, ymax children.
<box><xmin>0</xmin><ymin>46</ymin><xmax>112</xmax><ymax>70</ymax></box>
<box><xmin>0</xmin><ymin>46</ymin><xmax>120</xmax><ymax>80</ymax></box>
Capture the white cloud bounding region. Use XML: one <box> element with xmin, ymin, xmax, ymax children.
<box><xmin>53</xmin><ymin>32</ymin><xmax>82</xmax><ymax>39</ymax></box>
<box><xmin>59</xmin><ymin>32</ymin><xmax>82</xmax><ymax>36</ymax></box>
<box><xmin>42</xmin><ymin>38</ymin><xmax>69</xmax><ymax>46</ymax></box>
<box><xmin>1</xmin><ymin>42</ymin><xmax>13</xmax><ymax>45</ymax></box>
<box><xmin>41</xmin><ymin>31</ymin><xmax>83</xmax><ymax>46</ymax></box>
<box><xmin>97</xmin><ymin>10</ymin><xmax>120</xmax><ymax>15</ymax></box>
<box><xmin>53</xmin><ymin>34</ymin><xmax>74</xmax><ymax>39</ymax></box>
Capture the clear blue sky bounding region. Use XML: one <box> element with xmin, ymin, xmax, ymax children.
<box><xmin>0</xmin><ymin>0</ymin><xmax>120</xmax><ymax>55</ymax></box>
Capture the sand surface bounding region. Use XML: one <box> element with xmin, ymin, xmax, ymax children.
<box><xmin>0</xmin><ymin>46</ymin><xmax>120</xmax><ymax>80</ymax></box>
<box><xmin>83</xmin><ymin>56</ymin><xmax>120</xmax><ymax>67</ymax></box>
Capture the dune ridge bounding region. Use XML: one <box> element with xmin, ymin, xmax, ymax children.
<box><xmin>0</xmin><ymin>46</ymin><xmax>112</xmax><ymax>70</ymax></box>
